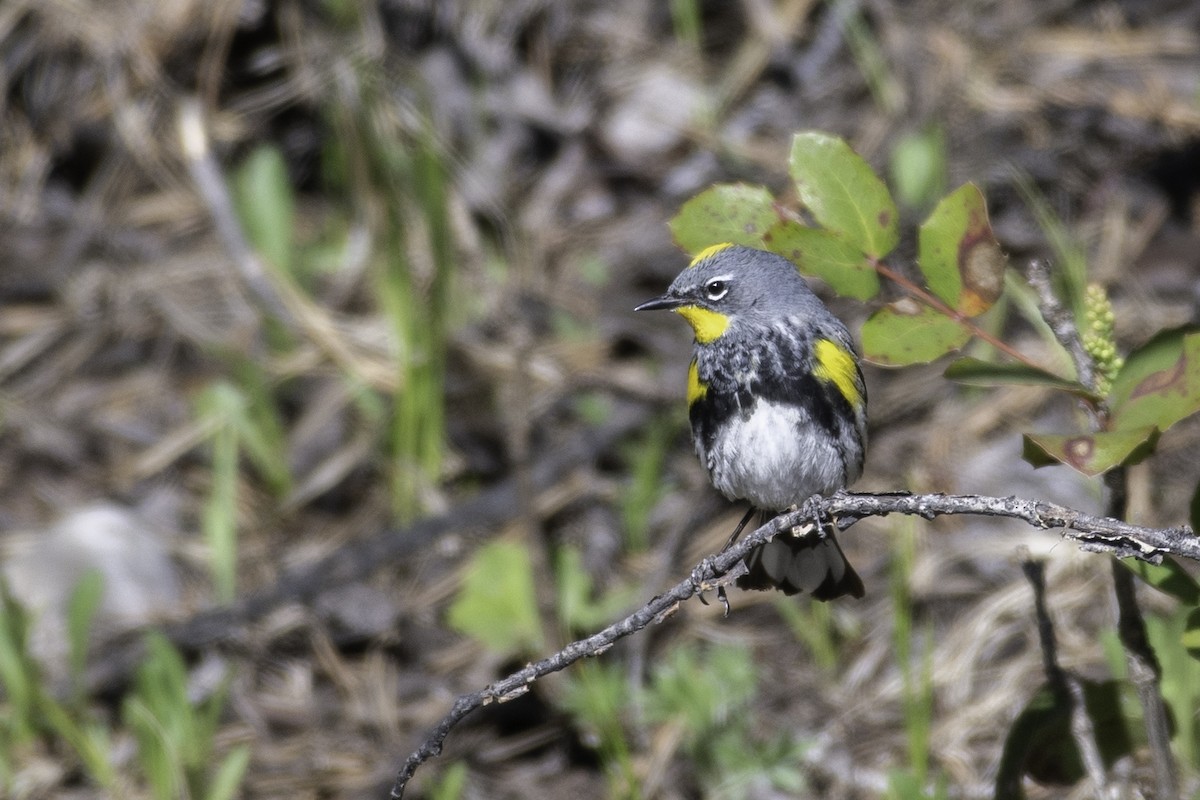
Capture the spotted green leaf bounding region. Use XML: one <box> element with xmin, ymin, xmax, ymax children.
<box><xmin>1021</xmin><ymin>428</ymin><xmax>1159</xmax><ymax>476</ymax></box>
<box><xmin>669</xmin><ymin>183</ymin><xmax>777</xmax><ymax>255</ymax></box>
<box><xmin>1108</xmin><ymin>328</ymin><xmax>1200</xmax><ymax>434</ymax></box>
<box><xmin>762</xmin><ymin>219</ymin><xmax>880</xmax><ymax>300</ymax></box>
<box><xmin>917</xmin><ymin>183</ymin><xmax>1006</xmax><ymax>316</ymax></box>
<box><xmin>788</xmin><ymin>131</ymin><xmax>899</xmax><ymax>259</ymax></box>
<box><xmin>861</xmin><ymin>299</ymin><xmax>970</xmax><ymax>366</ymax></box>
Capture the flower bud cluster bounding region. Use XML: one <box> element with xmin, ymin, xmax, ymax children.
<box><xmin>1081</xmin><ymin>283</ymin><xmax>1123</xmax><ymax>395</ymax></box>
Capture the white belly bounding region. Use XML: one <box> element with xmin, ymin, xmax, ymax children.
<box><xmin>698</xmin><ymin>399</ymin><xmax>845</xmax><ymax>510</ymax></box>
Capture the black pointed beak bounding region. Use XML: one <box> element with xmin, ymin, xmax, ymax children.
<box><xmin>634</xmin><ymin>294</ymin><xmax>684</xmax><ymax>312</ymax></box>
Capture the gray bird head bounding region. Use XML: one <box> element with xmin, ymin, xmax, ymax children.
<box><xmin>635</xmin><ymin>244</ymin><xmax>827</xmax><ymax>342</ymax></box>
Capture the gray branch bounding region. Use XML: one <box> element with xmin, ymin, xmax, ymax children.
<box><xmin>389</xmin><ymin>490</ymin><xmax>1199</xmax><ymax>797</ymax></box>
<box><xmin>1026</xmin><ymin>259</ymin><xmax>1096</xmax><ymax>394</ymax></box>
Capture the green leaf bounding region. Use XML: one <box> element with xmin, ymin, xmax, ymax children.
<box><xmin>429</xmin><ymin>762</ymin><xmax>469</xmax><ymax>800</ymax></box>
<box><xmin>447</xmin><ymin>541</ymin><xmax>543</xmax><ymax>656</ymax></box>
<box><xmin>995</xmin><ymin>680</ymin><xmax>1132</xmax><ymax>798</ymax></box>
<box><xmin>1109</xmin><ymin>328</ymin><xmax>1200</xmax><ymax>434</ymax></box>
<box><xmin>788</xmin><ymin>131</ymin><xmax>899</xmax><ymax>259</ymax></box>
<box><xmin>916</xmin><ymin>183</ymin><xmax>1006</xmax><ymax>315</ymax></box>
<box><xmin>205</xmin><ymin>745</ymin><xmax>251</xmax><ymax>800</ymax></box>
<box><xmin>233</xmin><ymin>145</ymin><xmax>295</xmax><ymax>272</ymax></box>
<box><xmin>668</xmin><ymin>183</ymin><xmax>777</xmax><ymax>255</ymax></box>
<box><xmin>1119</xmin><ymin>558</ymin><xmax>1200</xmax><ymax>606</ymax></box>
<box><xmin>889</xmin><ymin>127</ymin><xmax>946</xmax><ymax>210</ymax></box>
<box><xmin>1021</xmin><ymin>428</ymin><xmax>1159</xmax><ymax>476</ymax></box>
<box><xmin>944</xmin><ymin>357</ymin><xmax>1092</xmax><ymax>396</ymax></box>
<box><xmin>67</xmin><ymin>570</ymin><xmax>104</xmax><ymax>697</ymax></box>
<box><xmin>1183</xmin><ymin>607</ymin><xmax>1200</xmax><ymax>662</ymax></box>
<box><xmin>762</xmin><ymin>220</ymin><xmax>880</xmax><ymax>300</ymax></box>
<box><xmin>860</xmin><ymin>300</ymin><xmax>970</xmax><ymax>366</ymax></box>
<box><xmin>554</xmin><ymin>546</ymin><xmax>636</xmax><ymax>633</ymax></box>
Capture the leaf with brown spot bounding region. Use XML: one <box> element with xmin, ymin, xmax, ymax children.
<box><xmin>668</xmin><ymin>183</ymin><xmax>778</xmax><ymax>255</ymax></box>
<box><xmin>861</xmin><ymin>299</ymin><xmax>971</xmax><ymax>366</ymax></box>
<box><xmin>1109</xmin><ymin>328</ymin><xmax>1200</xmax><ymax>434</ymax></box>
<box><xmin>1021</xmin><ymin>428</ymin><xmax>1159</xmax><ymax>476</ymax></box>
<box><xmin>916</xmin><ymin>183</ymin><xmax>1006</xmax><ymax>317</ymax></box>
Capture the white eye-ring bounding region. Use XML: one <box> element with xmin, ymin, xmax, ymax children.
<box><xmin>704</xmin><ymin>278</ymin><xmax>730</xmax><ymax>301</ymax></box>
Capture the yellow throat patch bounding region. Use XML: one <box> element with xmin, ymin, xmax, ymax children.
<box><xmin>674</xmin><ymin>305</ymin><xmax>730</xmax><ymax>343</ymax></box>
<box><xmin>812</xmin><ymin>338</ymin><xmax>862</xmax><ymax>408</ymax></box>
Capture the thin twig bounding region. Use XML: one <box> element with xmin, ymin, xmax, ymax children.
<box><xmin>390</xmin><ymin>490</ymin><xmax>1199</xmax><ymax>797</ymax></box>
<box><xmin>1022</xmin><ymin>555</ymin><xmax>1113</xmax><ymax>799</ymax></box>
<box><xmin>1107</xmin><ymin>469</ymin><xmax>1179</xmax><ymax>800</ymax></box>
<box><xmin>826</xmin><ymin>492</ymin><xmax>1199</xmax><ymax>562</ymax></box>
<box><xmin>1026</xmin><ymin>258</ymin><xmax>1096</xmax><ymax>394</ymax></box>
<box><xmin>176</xmin><ymin>98</ymin><xmax>296</xmax><ymax>327</ymax></box>
<box><xmin>1029</xmin><ymin>258</ymin><xmax>1178</xmax><ymax>798</ymax></box>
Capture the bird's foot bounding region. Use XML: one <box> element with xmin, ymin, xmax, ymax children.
<box><xmin>799</xmin><ymin>494</ymin><xmax>829</xmax><ymax>540</ymax></box>
<box><xmin>691</xmin><ymin>557</ymin><xmax>741</xmax><ymax>617</ymax></box>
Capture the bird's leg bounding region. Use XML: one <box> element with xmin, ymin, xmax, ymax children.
<box><xmin>702</xmin><ymin>507</ymin><xmax>756</xmax><ymax>613</ymax></box>
<box><xmin>799</xmin><ymin>494</ymin><xmax>828</xmax><ymax>540</ymax></box>
<box><xmin>692</xmin><ymin>507</ymin><xmax>756</xmax><ymax>613</ymax></box>
<box><xmin>721</xmin><ymin>506</ymin><xmax>757</xmax><ymax>551</ymax></box>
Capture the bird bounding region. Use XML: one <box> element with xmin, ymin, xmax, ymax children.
<box><xmin>635</xmin><ymin>243</ymin><xmax>867</xmax><ymax>600</ymax></box>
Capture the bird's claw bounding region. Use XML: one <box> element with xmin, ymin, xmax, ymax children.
<box><xmin>691</xmin><ymin>557</ymin><xmax>717</xmax><ymax>605</ymax></box>
<box><xmin>799</xmin><ymin>494</ymin><xmax>828</xmax><ymax>539</ymax></box>
<box><xmin>691</xmin><ymin>557</ymin><xmax>737</xmax><ymax>616</ymax></box>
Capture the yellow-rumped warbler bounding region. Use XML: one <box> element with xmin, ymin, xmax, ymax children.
<box><xmin>636</xmin><ymin>243</ymin><xmax>867</xmax><ymax>600</ymax></box>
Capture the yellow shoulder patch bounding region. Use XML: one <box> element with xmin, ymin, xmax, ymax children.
<box><xmin>675</xmin><ymin>305</ymin><xmax>730</xmax><ymax>343</ymax></box>
<box><xmin>687</xmin><ymin>358</ymin><xmax>707</xmax><ymax>406</ymax></box>
<box><xmin>812</xmin><ymin>339</ymin><xmax>863</xmax><ymax>408</ymax></box>
<box><xmin>688</xmin><ymin>242</ymin><xmax>735</xmax><ymax>268</ymax></box>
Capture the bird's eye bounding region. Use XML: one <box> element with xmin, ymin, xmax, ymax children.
<box><xmin>705</xmin><ymin>279</ymin><xmax>728</xmax><ymax>301</ymax></box>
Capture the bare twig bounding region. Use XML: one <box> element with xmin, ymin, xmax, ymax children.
<box><xmin>1022</xmin><ymin>555</ymin><xmax>1113</xmax><ymax>800</ymax></box>
<box><xmin>1027</xmin><ymin>259</ymin><xmax>1098</xmax><ymax>404</ymax></box>
<box><xmin>390</xmin><ymin>490</ymin><xmax>1199</xmax><ymax>797</ymax></box>
<box><xmin>825</xmin><ymin>492</ymin><xmax>1199</xmax><ymax>562</ymax></box>
<box><xmin>176</xmin><ymin>98</ymin><xmax>296</xmax><ymax>327</ymax></box>
<box><xmin>1029</xmin><ymin>258</ymin><xmax>1178</xmax><ymax>798</ymax></box>
<box><xmin>1106</xmin><ymin>469</ymin><xmax>1179</xmax><ymax>800</ymax></box>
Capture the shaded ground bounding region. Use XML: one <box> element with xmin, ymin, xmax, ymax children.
<box><xmin>2</xmin><ymin>0</ymin><xmax>1200</xmax><ymax>798</ymax></box>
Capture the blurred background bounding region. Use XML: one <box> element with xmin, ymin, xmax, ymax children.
<box><xmin>1</xmin><ymin>0</ymin><xmax>1199</xmax><ymax>798</ymax></box>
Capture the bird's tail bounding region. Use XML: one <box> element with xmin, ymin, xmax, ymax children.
<box><xmin>736</xmin><ymin>515</ymin><xmax>864</xmax><ymax>600</ymax></box>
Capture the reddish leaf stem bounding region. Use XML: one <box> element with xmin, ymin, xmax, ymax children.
<box><xmin>873</xmin><ymin>260</ymin><xmax>1050</xmax><ymax>373</ymax></box>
